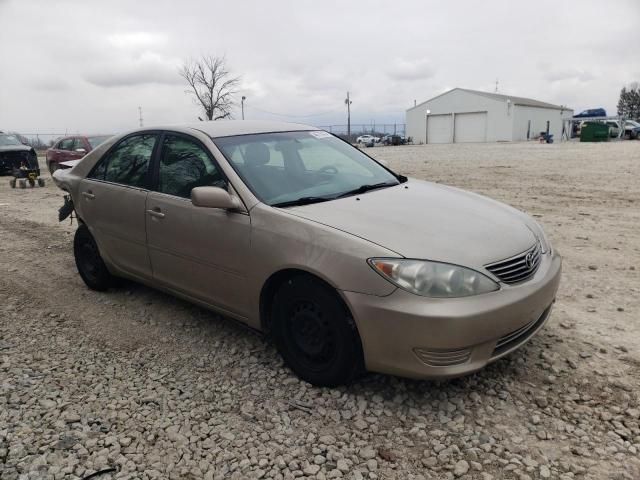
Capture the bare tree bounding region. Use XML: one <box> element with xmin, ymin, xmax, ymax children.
<box><xmin>179</xmin><ymin>56</ymin><xmax>240</xmax><ymax>121</ymax></box>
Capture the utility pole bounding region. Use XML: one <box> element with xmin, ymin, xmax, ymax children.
<box><xmin>345</xmin><ymin>92</ymin><xmax>352</xmax><ymax>142</ymax></box>
<box><xmin>138</xmin><ymin>106</ymin><xmax>144</xmax><ymax>127</ymax></box>
<box><xmin>494</xmin><ymin>79</ymin><xmax>499</xmax><ymax>93</ymax></box>
<box><xmin>241</xmin><ymin>96</ymin><xmax>246</xmax><ymax>120</ymax></box>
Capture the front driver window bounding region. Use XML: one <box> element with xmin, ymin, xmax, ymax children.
<box><xmin>158</xmin><ymin>134</ymin><xmax>226</xmax><ymax>199</ymax></box>
<box><xmin>59</xmin><ymin>138</ymin><xmax>74</xmax><ymax>150</ymax></box>
<box><xmin>91</xmin><ymin>134</ymin><xmax>156</xmax><ymax>188</ymax></box>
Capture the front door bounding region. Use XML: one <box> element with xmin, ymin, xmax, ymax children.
<box><xmin>145</xmin><ymin>132</ymin><xmax>251</xmax><ymax>316</ymax></box>
<box><xmin>78</xmin><ymin>133</ymin><xmax>158</xmax><ymax>280</ymax></box>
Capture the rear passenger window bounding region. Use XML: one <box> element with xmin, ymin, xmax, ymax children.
<box><xmin>89</xmin><ymin>134</ymin><xmax>156</xmax><ymax>188</ymax></box>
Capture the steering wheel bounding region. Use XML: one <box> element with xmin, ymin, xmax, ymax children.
<box><xmin>317</xmin><ymin>165</ymin><xmax>339</xmax><ymax>175</ymax></box>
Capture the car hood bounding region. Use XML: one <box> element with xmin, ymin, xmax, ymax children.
<box><xmin>286</xmin><ymin>179</ymin><xmax>537</xmax><ymax>269</ymax></box>
<box><xmin>0</xmin><ymin>145</ymin><xmax>31</xmax><ymax>153</ymax></box>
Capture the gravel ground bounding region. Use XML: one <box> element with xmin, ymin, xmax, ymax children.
<box><xmin>1</xmin><ymin>141</ymin><xmax>639</xmax><ymax>480</ymax></box>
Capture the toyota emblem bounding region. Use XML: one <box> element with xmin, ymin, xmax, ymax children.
<box><xmin>525</xmin><ymin>251</ymin><xmax>535</xmax><ymax>269</ymax></box>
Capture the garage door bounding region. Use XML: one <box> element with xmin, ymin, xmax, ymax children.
<box><xmin>427</xmin><ymin>114</ymin><xmax>452</xmax><ymax>144</ymax></box>
<box><xmin>454</xmin><ymin>112</ymin><xmax>487</xmax><ymax>143</ymax></box>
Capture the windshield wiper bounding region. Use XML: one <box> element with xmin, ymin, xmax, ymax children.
<box><xmin>271</xmin><ymin>196</ymin><xmax>332</xmax><ymax>208</ymax></box>
<box><xmin>335</xmin><ymin>181</ymin><xmax>398</xmax><ymax>199</ymax></box>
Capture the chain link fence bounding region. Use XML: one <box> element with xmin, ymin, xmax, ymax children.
<box><xmin>316</xmin><ymin>124</ymin><xmax>406</xmax><ymax>143</ymax></box>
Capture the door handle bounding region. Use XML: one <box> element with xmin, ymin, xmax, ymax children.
<box><xmin>146</xmin><ymin>209</ymin><xmax>165</xmax><ymax>219</ymax></box>
<box><xmin>82</xmin><ymin>191</ymin><xmax>95</xmax><ymax>200</ymax></box>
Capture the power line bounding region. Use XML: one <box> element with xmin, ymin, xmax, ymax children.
<box><xmin>247</xmin><ymin>105</ymin><xmax>342</xmax><ymax>118</ymax></box>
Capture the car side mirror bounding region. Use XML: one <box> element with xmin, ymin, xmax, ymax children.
<box><xmin>75</xmin><ymin>148</ymin><xmax>87</xmax><ymax>154</ymax></box>
<box><xmin>191</xmin><ymin>186</ymin><xmax>242</xmax><ymax>210</ymax></box>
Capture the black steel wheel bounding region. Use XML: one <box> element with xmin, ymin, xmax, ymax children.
<box><xmin>271</xmin><ymin>274</ymin><xmax>363</xmax><ymax>386</ymax></box>
<box><xmin>74</xmin><ymin>224</ymin><xmax>115</xmax><ymax>291</ymax></box>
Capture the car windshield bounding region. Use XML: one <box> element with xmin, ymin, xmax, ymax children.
<box><xmin>214</xmin><ymin>131</ymin><xmax>401</xmax><ymax>206</ymax></box>
<box><xmin>0</xmin><ymin>134</ymin><xmax>23</xmax><ymax>146</ymax></box>
<box><xmin>87</xmin><ymin>135</ymin><xmax>111</xmax><ymax>148</ymax></box>
<box><xmin>626</xmin><ymin>120</ymin><xmax>640</xmax><ymax>128</ymax></box>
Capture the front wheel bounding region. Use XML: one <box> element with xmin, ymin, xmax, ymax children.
<box><xmin>271</xmin><ymin>274</ymin><xmax>364</xmax><ymax>387</ymax></box>
<box><xmin>74</xmin><ymin>224</ymin><xmax>115</xmax><ymax>291</ymax></box>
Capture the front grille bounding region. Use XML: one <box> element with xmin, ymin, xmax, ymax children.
<box><xmin>0</xmin><ymin>151</ymin><xmax>29</xmax><ymax>170</ymax></box>
<box><xmin>485</xmin><ymin>242</ymin><xmax>541</xmax><ymax>284</ymax></box>
<box><xmin>413</xmin><ymin>347</ymin><xmax>471</xmax><ymax>367</ymax></box>
<box><xmin>492</xmin><ymin>306</ymin><xmax>551</xmax><ymax>357</ymax></box>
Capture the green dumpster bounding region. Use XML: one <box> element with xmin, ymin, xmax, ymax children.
<box><xmin>580</xmin><ymin>122</ymin><xmax>609</xmax><ymax>142</ymax></box>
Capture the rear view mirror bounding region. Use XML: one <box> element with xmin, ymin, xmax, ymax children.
<box><xmin>75</xmin><ymin>148</ymin><xmax>87</xmax><ymax>154</ymax></box>
<box><xmin>191</xmin><ymin>186</ymin><xmax>242</xmax><ymax>210</ymax></box>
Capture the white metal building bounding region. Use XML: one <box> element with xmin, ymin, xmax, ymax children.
<box><xmin>406</xmin><ymin>88</ymin><xmax>573</xmax><ymax>144</ymax></box>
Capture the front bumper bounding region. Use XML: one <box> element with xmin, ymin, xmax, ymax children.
<box><xmin>343</xmin><ymin>250</ymin><xmax>562</xmax><ymax>379</ymax></box>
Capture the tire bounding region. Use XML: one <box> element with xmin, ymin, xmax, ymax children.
<box><xmin>73</xmin><ymin>224</ymin><xmax>115</xmax><ymax>291</ymax></box>
<box><xmin>28</xmin><ymin>178</ymin><xmax>35</xmax><ymax>187</ymax></box>
<box><xmin>9</xmin><ymin>178</ymin><xmax>16</xmax><ymax>188</ymax></box>
<box><xmin>271</xmin><ymin>274</ymin><xmax>364</xmax><ymax>387</ymax></box>
<box><xmin>37</xmin><ymin>178</ymin><xmax>45</xmax><ymax>187</ymax></box>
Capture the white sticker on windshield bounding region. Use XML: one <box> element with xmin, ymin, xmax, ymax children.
<box><xmin>309</xmin><ymin>131</ymin><xmax>332</xmax><ymax>139</ymax></box>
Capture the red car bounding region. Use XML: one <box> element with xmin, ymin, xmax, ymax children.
<box><xmin>46</xmin><ymin>135</ymin><xmax>111</xmax><ymax>174</ymax></box>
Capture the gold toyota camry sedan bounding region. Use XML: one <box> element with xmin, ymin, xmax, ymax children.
<box><xmin>53</xmin><ymin>121</ymin><xmax>562</xmax><ymax>386</ymax></box>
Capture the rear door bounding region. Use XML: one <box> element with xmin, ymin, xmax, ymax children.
<box><xmin>145</xmin><ymin>132</ymin><xmax>251</xmax><ymax>316</ymax></box>
<box><xmin>78</xmin><ymin>132</ymin><xmax>158</xmax><ymax>280</ymax></box>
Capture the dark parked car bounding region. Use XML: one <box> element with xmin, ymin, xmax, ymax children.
<box><xmin>381</xmin><ymin>134</ymin><xmax>405</xmax><ymax>146</ymax></box>
<box><xmin>0</xmin><ymin>133</ymin><xmax>39</xmax><ymax>176</ymax></box>
<box><xmin>46</xmin><ymin>135</ymin><xmax>111</xmax><ymax>174</ymax></box>
<box><xmin>573</xmin><ymin>108</ymin><xmax>606</xmax><ymax>118</ymax></box>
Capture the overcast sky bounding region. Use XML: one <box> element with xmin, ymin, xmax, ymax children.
<box><xmin>1</xmin><ymin>0</ymin><xmax>638</xmax><ymax>136</ymax></box>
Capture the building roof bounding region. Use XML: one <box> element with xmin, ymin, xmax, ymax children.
<box><xmin>185</xmin><ymin>120</ymin><xmax>316</xmax><ymax>138</ymax></box>
<box><xmin>408</xmin><ymin>88</ymin><xmax>571</xmax><ymax>112</ymax></box>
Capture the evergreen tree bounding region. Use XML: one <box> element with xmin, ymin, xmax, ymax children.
<box><xmin>617</xmin><ymin>83</ymin><xmax>640</xmax><ymax>119</ymax></box>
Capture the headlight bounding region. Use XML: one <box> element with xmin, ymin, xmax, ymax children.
<box><xmin>368</xmin><ymin>258</ymin><xmax>499</xmax><ymax>298</ymax></box>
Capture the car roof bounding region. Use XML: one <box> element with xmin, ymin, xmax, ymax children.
<box><xmin>182</xmin><ymin>120</ymin><xmax>317</xmax><ymax>138</ymax></box>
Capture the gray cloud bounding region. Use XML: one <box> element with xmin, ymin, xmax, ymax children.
<box><xmin>83</xmin><ymin>53</ymin><xmax>182</xmax><ymax>88</ymax></box>
<box><xmin>387</xmin><ymin>58</ymin><xmax>435</xmax><ymax>81</ymax></box>
<box><xmin>31</xmin><ymin>78</ymin><xmax>70</xmax><ymax>91</ymax></box>
<box><xmin>543</xmin><ymin>67</ymin><xmax>596</xmax><ymax>84</ymax></box>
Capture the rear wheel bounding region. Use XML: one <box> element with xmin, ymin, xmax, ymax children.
<box><xmin>74</xmin><ymin>224</ymin><xmax>115</xmax><ymax>291</ymax></box>
<box><xmin>271</xmin><ymin>274</ymin><xmax>363</xmax><ymax>387</ymax></box>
